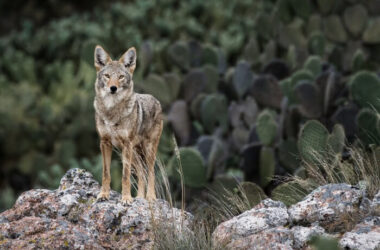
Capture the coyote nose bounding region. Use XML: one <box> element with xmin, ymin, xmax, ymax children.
<box><xmin>110</xmin><ymin>86</ymin><xmax>117</xmax><ymax>93</ymax></box>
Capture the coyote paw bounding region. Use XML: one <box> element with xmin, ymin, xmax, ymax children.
<box><xmin>96</xmin><ymin>191</ymin><xmax>110</xmax><ymax>202</ymax></box>
<box><xmin>121</xmin><ymin>196</ymin><xmax>133</xmax><ymax>206</ymax></box>
<box><xmin>146</xmin><ymin>194</ymin><xmax>157</xmax><ymax>202</ymax></box>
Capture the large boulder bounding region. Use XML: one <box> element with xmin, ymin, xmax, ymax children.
<box><xmin>212</xmin><ymin>199</ymin><xmax>289</xmax><ymax>247</ymax></box>
<box><xmin>288</xmin><ymin>183</ymin><xmax>364</xmax><ymax>232</ymax></box>
<box><xmin>0</xmin><ymin>168</ymin><xmax>192</xmax><ymax>249</ymax></box>
<box><xmin>340</xmin><ymin>217</ymin><xmax>380</xmax><ymax>250</ymax></box>
<box><xmin>371</xmin><ymin>190</ymin><xmax>380</xmax><ymax>216</ymax></box>
<box><xmin>212</xmin><ymin>183</ymin><xmax>379</xmax><ymax>249</ymax></box>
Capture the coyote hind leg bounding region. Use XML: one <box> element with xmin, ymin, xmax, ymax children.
<box><xmin>121</xmin><ymin>144</ymin><xmax>133</xmax><ymax>205</ymax></box>
<box><xmin>145</xmin><ymin>121</ymin><xmax>163</xmax><ymax>201</ymax></box>
<box><xmin>133</xmin><ymin>147</ymin><xmax>146</xmax><ymax>198</ymax></box>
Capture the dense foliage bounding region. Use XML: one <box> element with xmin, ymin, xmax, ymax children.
<box><xmin>1</xmin><ymin>0</ymin><xmax>380</xmax><ymax>211</ymax></box>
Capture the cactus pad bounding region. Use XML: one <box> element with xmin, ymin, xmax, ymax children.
<box><xmin>349</xmin><ymin>71</ymin><xmax>380</xmax><ymax>113</ymax></box>
<box><xmin>256</xmin><ymin>110</ymin><xmax>278</xmax><ymax>146</ymax></box>
<box><xmin>168</xmin><ymin>147</ymin><xmax>207</xmax><ymax>188</ymax></box>
<box><xmin>298</xmin><ymin>120</ymin><xmax>329</xmax><ymax>164</ymax></box>
<box><xmin>259</xmin><ymin>147</ymin><xmax>276</xmax><ymax>187</ymax></box>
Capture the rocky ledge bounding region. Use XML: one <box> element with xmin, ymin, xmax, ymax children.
<box><xmin>212</xmin><ymin>183</ymin><xmax>380</xmax><ymax>250</ymax></box>
<box><xmin>0</xmin><ymin>168</ymin><xmax>192</xmax><ymax>249</ymax></box>
<box><xmin>1</xmin><ymin>169</ymin><xmax>379</xmax><ymax>250</ymax></box>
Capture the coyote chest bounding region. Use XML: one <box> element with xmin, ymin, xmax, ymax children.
<box><xmin>95</xmin><ymin>93</ymin><xmax>161</xmax><ymax>149</ymax></box>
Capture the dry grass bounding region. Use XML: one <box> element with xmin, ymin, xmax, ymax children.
<box><xmin>293</xmin><ymin>146</ymin><xmax>380</xmax><ymax>199</ymax></box>
<box><xmin>150</xmin><ymin>136</ymin><xmax>380</xmax><ymax>249</ymax></box>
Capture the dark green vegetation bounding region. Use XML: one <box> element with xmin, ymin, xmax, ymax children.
<box><xmin>1</xmin><ymin>0</ymin><xmax>380</xmax><ymax>211</ymax></box>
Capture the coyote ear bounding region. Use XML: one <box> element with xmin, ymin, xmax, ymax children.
<box><xmin>94</xmin><ymin>45</ymin><xmax>111</xmax><ymax>71</ymax></box>
<box><xmin>119</xmin><ymin>47</ymin><xmax>136</xmax><ymax>74</ymax></box>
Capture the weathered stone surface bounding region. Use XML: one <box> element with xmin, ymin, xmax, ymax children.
<box><xmin>340</xmin><ymin>217</ymin><xmax>380</xmax><ymax>250</ymax></box>
<box><xmin>288</xmin><ymin>183</ymin><xmax>364</xmax><ymax>231</ymax></box>
<box><xmin>371</xmin><ymin>191</ymin><xmax>380</xmax><ymax>216</ymax></box>
<box><xmin>212</xmin><ymin>183</ymin><xmax>379</xmax><ymax>249</ymax></box>
<box><xmin>291</xmin><ymin>225</ymin><xmax>325</xmax><ymax>249</ymax></box>
<box><xmin>226</xmin><ymin>226</ymin><xmax>294</xmax><ymax>250</ymax></box>
<box><xmin>212</xmin><ymin>199</ymin><xmax>289</xmax><ymax>247</ymax></box>
<box><xmin>0</xmin><ymin>168</ymin><xmax>192</xmax><ymax>249</ymax></box>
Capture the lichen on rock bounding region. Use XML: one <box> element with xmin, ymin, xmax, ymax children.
<box><xmin>212</xmin><ymin>183</ymin><xmax>379</xmax><ymax>250</ymax></box>
<box><xmin>0</xmin><ymin>168</ymin><xmax>192</xmax><ymax>249</ymax></box>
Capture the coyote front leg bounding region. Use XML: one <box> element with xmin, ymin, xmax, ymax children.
<box><xmin>97</xmin><ymin>139</ymin><xmax>112</xmax><ymax>200</ymax></box>
<box><xmin>121</xmin><ymin>144</ymin><xmax>133</xmax><ymax>204</ymax></box>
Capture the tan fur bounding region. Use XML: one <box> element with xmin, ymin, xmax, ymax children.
<box><xmin>93</xmin><ymin>45</ymin><xmax>163</xmax><ymax>204</ymax></box>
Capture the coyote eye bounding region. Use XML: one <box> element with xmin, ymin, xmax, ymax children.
<box><xmin>119</xmin><ymin>75</ymin><xmax>125</xmax><ymax>80</ymax></box>
<box><xmin>104</xmin><ymin>74</ymin><xmax>110</xmax><ymax>79</ymax></box>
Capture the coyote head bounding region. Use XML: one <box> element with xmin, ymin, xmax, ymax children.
<box><xmin>94</xmin><ymin>45</ymin><xmax>136</xmax><ymax>97</ymax></box>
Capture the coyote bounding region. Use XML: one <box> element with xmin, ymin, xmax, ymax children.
<box><xmin>93</xmin><ymin>45</ymin><xmax>163</xmax><ymax>204</ymax></box>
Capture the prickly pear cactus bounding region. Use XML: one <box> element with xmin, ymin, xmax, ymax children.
<box><xmin>167</xmin><ymin>41</ymin><xmax>190</xmax><ymax>70</ymax></box>
<box><xmin>327</xmin><ymin>124</ymin><xmax>346</xmax><ymax>154</ymax></box>
<box><xmin>349</xmin><ymin>71</ymin><xmax>380</xmax><ymax>113</ymax></box>
<box><xmin>138</xmin><ymin>74</ymin><xmax>172</xmax><ymax>108</ymax></box>
<box><xmin>356</xmin><ymin>108</ymin><xmax>380</xmax><ymax>146</ymax></box>
<box><xmin>259</xmin><ymin>147</ymin><xmax>276</xmax><ymax>187</ymax></box>
<box><xmin>168</xmin><ymin>147</ymin><xmax>207</xmax><ymax>188</ymax></box>
<box><xmin>231</xmin><ymin>61</ymin><xmax>254</xmax><ymax>99</ymax></box>
<box><xmin>303</xmin><ymin>55</ymin><xmax>322</xmax><ymax>77</ymax></box>
<box><xmin>271</xmin><ymin>180</ymin><xmax>314</xmax><ymax>206</ymax></box>
<box><xmin>256</xmin><ymin>110</ymin><xmax>278</xmax><ymax>146</ymax></box>
<box><xmin>279</xmin><ymin>138</ymin><xmax>300</xmax><ymax>172</ymax></box>
<box><xmin>294</xmin><ymin>81</ymin><xmax>322</xmax><ymax>118</ymax></box>
<box><xmin>298</xmin><ymin>120</ymin><xmax>329</xmax><ymax>164</ymax></box>
<box><xmin>200</xmin><ymin>94</ymin><xmax>228</xmax><ymax>133</ymax></box>
<box><xmin>240</xmin><ymin>182</ymin><xmax>267</xmax><ymax>207</ymax></box>
<box><xmin>308</xmin><ymin>32</ymin><xmax>325</xmax><ymax>56</ymax></box>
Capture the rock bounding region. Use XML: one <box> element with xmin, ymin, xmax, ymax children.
<box><xmin>288</xmin><ymin>184</ymin><xmax>364</xmax><ymax>232</ymax></box>
<box><xmin>291</xmin><ymin>225</ymin><xmax>326</xmax><ymax>249</ymax></box>
<box><xmin>372</xmin><ymin>191</ymin><xmax>380</xmax><ymax>216</ymax></box>
<box><xmin>0</xmin><ymin>168</ymin><xmax>193</xmax><ymax>249</ymax></box>
<box><xmin>226</xmin><ymin>226</ymin><xmax>294</xmax><ymax>250</ymax></box>
<box><xmin>212</xmin><ymin>199</ymin><xmax>289</xmax><ymax>247</ymax></box>
<box><xmin>340</xmin><ymin>217</ymin><xmax>380</xmax><ymax>250</ymax></box>
<box><xmin>211</xmin><ymin>183</ymin><xmax>379</xmax><ymax>249</ymax></box>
